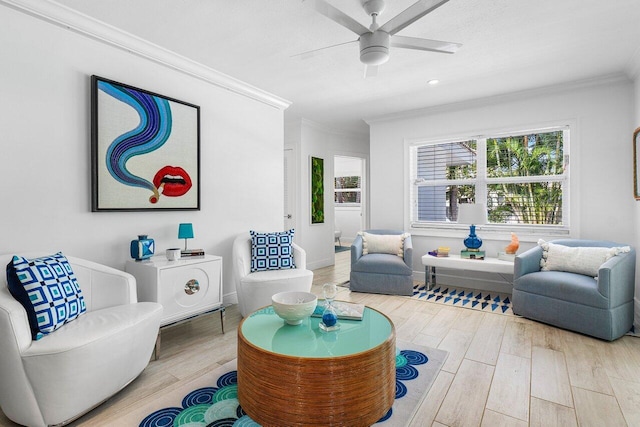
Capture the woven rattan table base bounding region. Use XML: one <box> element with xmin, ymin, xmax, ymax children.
<box><xmin>237</xmin><ymin>319</ymin><xmax>396</xmax><ymax>426</ymax></box>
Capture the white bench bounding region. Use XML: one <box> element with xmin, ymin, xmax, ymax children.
<box><xmin>421</xmin><ymin>254</ymin><xmax>515</xmax><ymax>290</ymax></box>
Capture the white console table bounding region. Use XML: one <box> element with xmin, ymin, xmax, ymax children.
<box><xmin>126</xmin><ymin>255</ymin><xmax>224</xmax><ymax>358</ymax></box>
<box><xmin>421</xmin><ymin>254</ymin><xmax>515</xmax><ymax>290</ymax></box>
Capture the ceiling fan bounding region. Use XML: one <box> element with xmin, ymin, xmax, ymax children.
<box><xmin>300</xmin><ymin>0</ymin><xmax>462</xmax><ymax>77</ymax></box>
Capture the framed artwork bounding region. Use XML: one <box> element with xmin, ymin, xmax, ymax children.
<box><xmin>635</xmin><ymin>127</ymin><xmax>640</xmax><ymax>200</ymax></box>
<box><xmin>311</xmin><ymin>156</ymin><xmax>325</xmax><ymax>224</ymax></box>
<box><xmin>91</xmin><ymin>75</ymin><xmax>200</xmax><ymax>211</ymax></box>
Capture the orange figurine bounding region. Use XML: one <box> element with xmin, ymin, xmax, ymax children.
<box><xmin>505</xmin><ymin>232</ymin><xmax>520</xmax><ymax>254</ymax></box>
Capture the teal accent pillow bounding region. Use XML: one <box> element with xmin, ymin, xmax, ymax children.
<box><xmin>6</xmin><ymin>252</ymin><xmax>86</xmax><ymax>340</ymax></box>
<box><xmin>250</xmin><ymin>229</ymin><xmax>296</xmax><ymax>272</ymax></box>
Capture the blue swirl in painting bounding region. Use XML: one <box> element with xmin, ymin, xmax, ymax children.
<box><xmin>98</xmin><ymin>81</ymin><xmax>172</xmax><ymax>204</ymax></box>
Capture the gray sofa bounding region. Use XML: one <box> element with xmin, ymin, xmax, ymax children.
<box><xmin>513</xmin><ymin>239</ymin><xmax>635</xmax><ymax>341</ymax></box>
<box><xmin>350</xmin><ymin>230</ymin><xmax>413</xmax><ymax>296</ymax></box>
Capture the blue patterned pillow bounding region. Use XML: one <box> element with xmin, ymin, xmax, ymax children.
<box><xmin>6</xmin><ymin>252</ymin><xmax>86</xmax><ymax>340</ymax></box>
<box><xmin>250</xmin><ymin>229</ymin><xmax>296</xmax><ymax>272</ymax></box>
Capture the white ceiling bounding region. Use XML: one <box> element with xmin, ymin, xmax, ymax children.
<box><xmin>55</xmin><ymin>0</ymin><xmax>640</xmax><ymax>135</ymax></box>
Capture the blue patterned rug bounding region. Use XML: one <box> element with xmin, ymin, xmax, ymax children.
<box><xmin>410</xmin><ymin>283</ymin><xmax>514</xmax><ymax>315</ymax></box>
<box><xmin>138</xmin><ymin>342</ymin><xmax>447</xmax><ymax>427</ymax></box>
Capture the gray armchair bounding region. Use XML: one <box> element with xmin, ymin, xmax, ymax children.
<box><xmin>513</xmin><ymin>239</ymin><xmax>635</xmax><ymax>341</ymax></box>
<box><xmin>350</xmin><ymin>230</ymin><xmax>413</xmax><ymax>296</ymax></box>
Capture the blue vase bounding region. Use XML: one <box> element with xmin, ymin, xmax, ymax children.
<box><xmin>130</xmin><ymin>235</ymin><xmax>155</xmax><ymax>261</ymax></box>
<box><xmin>463</xmin><ymin>225</ymin><xmax>483</xmax><ymax>250</ymax></box>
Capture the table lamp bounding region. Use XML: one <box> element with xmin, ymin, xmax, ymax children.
<box><xmin>178</xmin><ymin>223</ymin><xmax>194</xmax><ymax>250</ymax></box>
<box><xmin>457</xmin><ymin>203</ymin><xmax>487</xmax><ymax>251</ymax></box>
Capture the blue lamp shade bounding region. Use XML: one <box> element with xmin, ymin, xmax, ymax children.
<box><xmin>178</xmin><ymin>223</ymin><xmax>194</xmax><ymax>251</ymax></box>
<box><xmin>178</xmin><ymin>223</ymin><xmax>194</xmax><ymax>239</ymax></box>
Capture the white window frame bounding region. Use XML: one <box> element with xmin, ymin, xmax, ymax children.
<box><xmin>405</xmin><ymin>125</ymin><xmax>571</xmax><ymax>241</ymax></box>
<box><xmin>334</xmin><ymin>176</ymin><xmax>361</xmax><ymax>206</ymax></box>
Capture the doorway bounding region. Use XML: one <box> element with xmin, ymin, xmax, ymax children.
<box><xmin>334</xmin><ymin>155</ymin><xmax>366</xmax><ymax>250</ymax></box>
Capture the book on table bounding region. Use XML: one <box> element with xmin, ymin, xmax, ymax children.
<box><xmin>312</xmin><ymin>300</ymin><xmax>364</xmax><ymax>320</ymax></box>
<box><xmin>460</xmin><ymin>250</ymin><xmax>485</xmax><ymax>260</ymax></box>
<box><xmin>181</xmin><ymin>248</ymin><xmax>205</xmax><ymax>257</ymax></box>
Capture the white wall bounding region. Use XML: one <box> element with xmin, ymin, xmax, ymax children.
<box><xmin>0</xmin><ymin>3</ymin><xmax>288</xmax><ymax>303</ymax></box>
<box><xmin>368</xmin><ymin>76</ymin><xmax>636</xmax><ymax>293</ymax></box>
<box><xmin>285</xmin><ymin>119</ymin><xmax>369</xmax><ymax>269</ymax></box>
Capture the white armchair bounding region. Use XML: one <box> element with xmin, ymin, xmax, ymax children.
<box><xmin>233</xmin><ymin>234</ymin><xmax>314</xmax><ymax>317</ymax></box>
<box><xmin>0</xmin><ymin>253</ymin><xmax>163</xmax><ymax>427</ymax></box>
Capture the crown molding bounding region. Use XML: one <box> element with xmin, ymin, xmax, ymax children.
<box><xmin>365</xmin><ymin>73</ymin><xmax>631</xmax><ymax>126</ymax></box>
<box><xmin>1</xmin><ymin>0</ymin><xmax>291</xmax><ymax>110</ymax></box>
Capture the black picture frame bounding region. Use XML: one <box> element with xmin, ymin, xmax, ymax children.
<box><xmin>91</xmin><ymin>75</ymin><xmax>200</xmax><ymax>211</ymax></box>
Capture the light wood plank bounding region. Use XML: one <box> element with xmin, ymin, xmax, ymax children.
<box><xmin>572</xmin><ymin>386</ymin><xmax>627</xmax><ymax>427</ymax></box>
<box><xmin>531</xmin><ymin>346</ymin><xmax>573</xmax><ymax>407</ymax></box>
<box><xmin>438</xmin><ymin>328</ymin><xmax>474</xmax><ymax>374</ymax></box>
<box><xmin>486</xmin><ymin>352</ymin><xmax>531</xmax><ymax>422</ymax></box>
<box><xmin>561</xmin><ymin>332</ymin><xmax>613</xmax><ymax>396</ymax></box>
<box><xmin>420</xmin><ymin>306</ymin><xmax>461</xmax><ymax>339</ymax></box>
<box><xmin>480</xmin><ymin>409</ymin><xmax>528</xmax><ymax>427</ymax></box>
<box><xmin>500</xmin><ymin>320</ymin><xmax>532</xmax><ymax>358</ymax></box>
<box><xmin>529</xmin><ymin>397</ymin><xmax>577</xmax><ymax>427</ymax></box>
<box><xmin>435</xmin><ymin>359</ymin><xmax>494</xmax><ymax>427</ymax></box>
<box><xmin>408</xmin><ymin>370</ymin><xmax>454</xmax><ymax>427</ymax></box>
<box><xmin>465</xmin><ymin>313</ymin><xmax>507</xmax><ymax>365</ymax></box>
<box><xmin>609</xmin><ymin>376</ymin><xmax>640</xmax><ymax>426</ymax></box>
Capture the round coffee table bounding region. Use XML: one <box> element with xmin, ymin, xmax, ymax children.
<box><xmin>237</xmin><ymin>305</ymin><xmax>396</xmax><ymax>427</ymax></box>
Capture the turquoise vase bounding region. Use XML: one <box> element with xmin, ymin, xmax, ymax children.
<box><xmin>463</xmin><ymin>225</ymin><xmax>482</xmax><ymax>250</ymax></box>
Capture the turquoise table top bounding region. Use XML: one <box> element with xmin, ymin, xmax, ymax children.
<box><xmin>240</xmin><ymin>305</ymin><xmax>393</xmax><ymax>358</ymax></box>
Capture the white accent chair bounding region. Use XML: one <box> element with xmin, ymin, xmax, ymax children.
<box><xmin>233</xmin><ymin>234</ymin><xmax>314</xmax><ymax>317</ymax></box>
<box><xmin>0</xmin><ymin>253</ymin><xmax>163</xmax><ymax>427</ymax></box>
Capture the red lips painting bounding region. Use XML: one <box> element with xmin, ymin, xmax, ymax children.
<box><xmin>150</xmin><ymin>166</ymin><xmax>193</xmax><ymax>203</ymax></box>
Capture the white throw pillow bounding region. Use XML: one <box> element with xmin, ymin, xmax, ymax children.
<box><xmin>361</xmin><ymin>232</ymin><xmax>409</xmax><ymax>257</ymax></box>
<box><xmin>538</xmin><ymin>240</ymin><xmax>630</xmax><ymax>277</ymax></box>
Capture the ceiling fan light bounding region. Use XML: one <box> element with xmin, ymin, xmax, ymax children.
<box><xmin>359</xmin><ymin>31</ymin><xmax>390</xmax><ymax>65</ymax></box>
<box><xmin>360</xmin><ymin>47</ymin><xmax>389</xmax><ymax>65</ymax></box>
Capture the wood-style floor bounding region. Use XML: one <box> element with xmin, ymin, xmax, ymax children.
<box><xmin>2</xmin><ymin>249</ymin><xmax>640</xmax><ymax>426</ymax></box>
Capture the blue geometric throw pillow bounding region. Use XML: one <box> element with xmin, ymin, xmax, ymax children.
<box><xmin>6</xmin><ymin>252</ymin><xmax>86</xmax><ymax>340</ymax></box>
<box><xmin>250</xmin><ymin>229</ymin><xmax>296</xmax><ymax>272</ymax></box>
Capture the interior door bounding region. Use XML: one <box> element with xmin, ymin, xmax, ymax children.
<box><xmin>284</xmin><ymin>149</ymin><xmax>295</xmax><ymax>231</ymax></box>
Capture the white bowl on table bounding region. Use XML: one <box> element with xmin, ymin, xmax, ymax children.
<box><xmin>271</xmin><ymin>291</ymin><xmax>318</xmax><ymax>325</ymax></box>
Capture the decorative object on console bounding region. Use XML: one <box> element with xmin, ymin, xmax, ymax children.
<box><xmin>130</xmin><ymin>234</ymin><xmax>155</xmax><ymax>261</ymax></box>
<box><xmin>6</xmin><ymin>252</ymin><xmax>87</xmax><ymax>340</ymax></box>
<box><xmin>461</xmin><ymin>249</ymin><xmax>485</xmax><ymax>260</ymax></box>
<box><xmin>457</xmin><ymin>203</ymin><xmax>488</xmax><ymax>251</ymax></box>
<box><xmin>178</xmin><ymin>223</ymin><xmax>194</xmax><ymax>251</ymax></box>
<box><xmin>165</xmin><ymin>248</ymin><xmax>181</xmax><ymax>261</ymax></box>
<box><xmin>91</xmin><ymin>75</ymin><xmax>200</xmax><ymax>212</ymax></box>
<box><xmin>505</xmin><ymin>232</ymin><xmax>520</xmax><ymax>254</ymax></box>
<box><xmin>498</xmin><ymin>233</ymin><xmax>519</xmax><ymax>261</ymax></box>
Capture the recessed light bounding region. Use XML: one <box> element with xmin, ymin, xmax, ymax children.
<box><xmin>428</xmin><ymin>79</ymin><xmax>440</xmax><ymax>85</ymax></box>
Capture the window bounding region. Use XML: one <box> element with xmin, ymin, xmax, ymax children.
<box><xmin>335</xmin><ymin>176</ymin><xmax>361</xmax><ymax>204</ymax></box>
<box><xmin>409</xmin><ymin>127</ymin><xmax>569</xmax><ymax>231</ymax></box>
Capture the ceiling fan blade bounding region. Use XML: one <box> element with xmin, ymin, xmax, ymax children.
<box><xmin>364</xmin><ymin>65</ymin><xmax>378</xmax><ymax>78</ymax></box>
<box><xmin>391</xmin><ymin>35</ymin><xmax>461</xmax><ymax>54</ymax></box>
<box><xmin>291</xmin><ymin>40</ymin><xmax>358</xmax><ymax>60</ymax></box>
<box><xmin>303</xmin><ymin>0</ymin><xmax>370</xmax><ymax>35</ymax></box>
<box><xmin>380</xmin><ymin>0</ymin><xmax>450</xmax><ymax>36</ymax></box>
